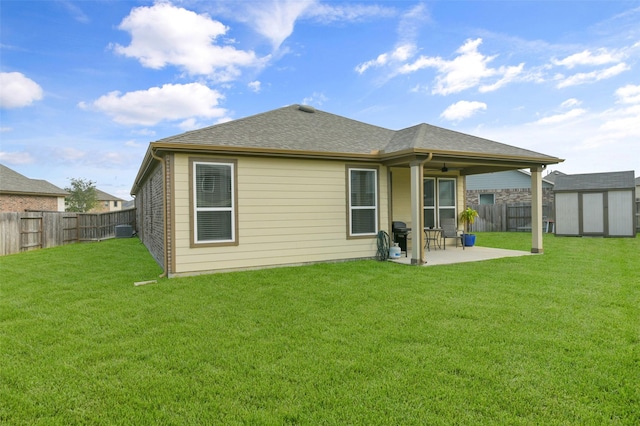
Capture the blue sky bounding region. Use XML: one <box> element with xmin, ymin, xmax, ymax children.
<box><xmin>1</xmin><ymin>0</ymin><xmax>639</xmax><ymax>200</ymax></box>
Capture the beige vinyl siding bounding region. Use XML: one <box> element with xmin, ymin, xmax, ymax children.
<box><xmin>172</xmin><ymin>154</ymin><xmax>388</xmax><ymax>275</ymax></box>
<box><xmin>390</xmin><ymin>168</ymin><xmax>412</xmax><ymax>224</ymax></box>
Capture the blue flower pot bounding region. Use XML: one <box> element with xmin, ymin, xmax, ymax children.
<box><xmin>463</xmin><ymin>234</ymin><xmax>476</xmax><ymax>247</ymax></box>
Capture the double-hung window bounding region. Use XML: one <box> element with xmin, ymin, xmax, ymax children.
<box><xmin>192</xmin><ymin>160</ymin><xmax>236</xmax><ymax>244</ymax></box>
<box><xmin>423</xmin><ymin>178</ymin><xmax>436</xmax><ymax>228</ymax></box>
<box><xmin>438</xmin><ymin>178</ymin><xmax>456</xmax><ymax>222</ymax></box>
<box><xmin>348</xmin><ymin>167</ymin><xmax>378</xmax><ymax>236</ymax></box>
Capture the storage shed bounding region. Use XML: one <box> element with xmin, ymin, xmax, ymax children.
<box><xmin>554</xmin><ymin>171</ymin><xmax>636</xmax><ymax>237</ymax></box>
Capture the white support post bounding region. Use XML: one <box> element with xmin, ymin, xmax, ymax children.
<box><xmin>531</xmin><ymin>166</ymin><xmax>544</xmax><ymax>254</ymax></box>
<box><xmin>410</xmin><ymin>161</ymin><xmax>425</xmax><ymax>264</ymax></box>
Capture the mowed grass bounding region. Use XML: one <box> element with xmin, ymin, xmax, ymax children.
<box><xmin>1</xmin><ymin>234</ymin><xmax>639</xmax><ymax>425</ymax></box>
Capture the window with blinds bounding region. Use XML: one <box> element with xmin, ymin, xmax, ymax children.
<box><xmin>423</xmin><ymin>177</ymin><xmax>457</xmax><ymax>227</ymax></box>
<box><xmin>193</xmin><ymin>161</ymin><xmax>235</xmax><ymax>243</ymax></box>
<box><xmin>349</xmin><ymin>168</ymin><xmax>378</xmax><ymax>236</ymax></box>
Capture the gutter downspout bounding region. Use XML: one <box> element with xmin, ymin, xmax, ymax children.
<box><xmin>150</xmin><ymin>148</ymin><xmax>168</xmax><ymax>278</ymax></box>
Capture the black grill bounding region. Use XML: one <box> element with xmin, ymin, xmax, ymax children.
<box><xmin>391</xmin><ymin>221</ymin><xmax>410</xmax><ymax>255</ymax></box>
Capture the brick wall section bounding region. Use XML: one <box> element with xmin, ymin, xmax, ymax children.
<box><xmin>136</xmin><ymin>163</ymin><xmax>165</xmax><ymax>269</ymax></box>
<box><xmin>466</xmin><ymin>188</ymin><xmax>554</xmax><ymax>206</ymax></box>
<box><xmin>164</xmin><ymin>155</ymin><xmax>172</xmax><ymax>275</ymax></box>
<box><xmin>0</xmin><ymin>194</ymin><xmax>59</xmax><ymax>212</ymax></box>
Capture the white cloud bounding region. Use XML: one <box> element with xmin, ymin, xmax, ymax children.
<box><xmin>556</xmin><ymin>63</ymin><xmax>630</xmax><ymax>88</ymax></box>
<box><xmin>561</xmin><ymin>98</ymin><xmax>582</xmax><ymax>109</ymax></box>
<box><xmin>354</xmin><ymin>4</ymin><xmax>426</xmax><ymax>76</ymax></box>
<box><xmin>307</xmin><ymin>2</ymin><xmax>396</xmax><ymax>24</ymax></box>
<box><xmin>399</xmin><ymin>38</ymin><xmax>523</xmax><ymax>95</ymax></box>
<box><xmin>112</xmin><ymin>3</ymin><xmax>266</xmax><ymax>81</ymax></box>
<box><xmin>124</xmin><ymin>140</ymin><xmax>144</xmax><ymax>148</ymax></box>
<box><xmin>552</xmin><ymin>48</ymin><xmax>623</xmax><ymax>69</ymax></box>
<box><xmin>0</xmin><ymin>72</ymin><xmax>43</xmax><ymax>109</ymax></box>
<box><xmin>479</xmin><ymin>63</ymin><xmax>524</xmax><ymax>93</ymax></box>
<box><xmin>225</xmin><ymin>0</ymin><xmax>394</xmax><ymax>50</ymax></box>
<box><xmin>396</xmin><ymin>3</ymin><xmax>429</xmax><ymax>44</ymax></box>
<box><xmin>245</xmin><ymin>0</ymin><xmax>315</xmax><ymax>49</ymax></box>
<box><xmin>57</xmin><ymin>147</ymin><xmax>86</xmax><ymax>161</ymax></box>
<box><xmin>248</xmin><ymin>81</ymin><xmax>262</xmax><ymax>93</ymax></box>
<box><xmin>301</xmin><ymin>92</ymin><xmax>328</xmax><ymax>106</ymax></box>
<box><xmin>178</xmin><ymin>118</ymin><xmax>201</xmax><ymax>132</ymax></box>
<box><xmin>532</xmin><ymin>108</ymin><xmax>587</xmax><ymax>125</ymax></box>
<box><xmin>615</xmin><ymin>84</ymin><xmax>640</xmax><ymax>104</ymax></box>
<box><xmin>355</xmin><ymin>43</ymin><xmax>416</xmax><ymax>74</ymax></box>
<box><xmin>82</xmin><ymin>83</ymin><xmax>228</xmax><ymax>126</ymax></box>
<box><xmin>59</xmin><ymin>0</ymin><xmax>90</xmax><ymax>24</ymax></box>
<box><xmin>131</xmin><ymin>128</ymin><xmax>156</xmax><ymax>137</ymax></box>
<box><xmin>598</xmin><ymin>104</ymin><xmax>640</xmax><ymax>137</ymax></box>
<box><xmin>410</xmin><ymin>84</ymin><xmax>429</xmax><ymax>93</ymax></box>
<box><xmin>440</xmin><ymin>100</ymin><xmax>487</xmax><ymax>122</ymax></box>
<box><xmin>0</xmin><ymin>151</ymin><xmax>34</xmax><ymax>164</ymax></box>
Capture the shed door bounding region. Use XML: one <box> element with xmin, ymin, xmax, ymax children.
<box><xmin>608</xmin><ymin>190</ymin><xmax>634</xmax><ymax>236</ymax></box>
<box><xmin>555</xmin><ymin>193</ymin><xmax>579</xmax><ymax>235</ymax></box>
<box><xmin>582</xmin><ymin>193</ymin><xmax>604</xmax><ymax>234</ymax></box>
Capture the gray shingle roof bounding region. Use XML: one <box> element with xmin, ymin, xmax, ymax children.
<box><xmin>554</xmin><ymin>170</ymin><xmax>635</xmax><ymax>191</ymax></box>
<box><xmin>390</xmin><ymin>122</ymin><xmax>556</xmax><ymax>159</ymax></box>
<box><xmin>154</xmin><ymin>104</ymin><xmax>559</xmax><ymax>161</ymax></box>
<box><xmin>157</xmin><ymin>105</ymin><xmax>394</xmax><ymax>154</ymax></box>
<box><xmin>95</xmin><ymin>188</ymin><xmax>123</xmax><ymax>201</ymax></box>
<box><xmin>0</xmin><ymin>164</ymin><xmax>68</xmax><ymax>196</ymax></box>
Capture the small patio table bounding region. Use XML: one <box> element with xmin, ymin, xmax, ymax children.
<box><xmin>424</xmin><ymin>228</ymin><xmax>443</xmax><ymax>251</ymax></box>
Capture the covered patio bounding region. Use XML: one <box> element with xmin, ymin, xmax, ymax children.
<box><xmin>389</xmin><ymin>245</ymin><xmax>535</xmax><ymax>266</ymax></box>
<box><xmin>381</xmin><ymin>123</ymin><xmax>563</xmax><ymax>266</ymax></box>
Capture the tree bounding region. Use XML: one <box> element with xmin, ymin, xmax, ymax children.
<box><xmin>65</xmin><ymin>178</ymin><xmax>97</xmax><ymax>212</ymax></box>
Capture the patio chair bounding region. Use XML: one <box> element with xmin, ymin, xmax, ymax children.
<box><xmin>441</xmin><ymin>218</ymin><xmax>464</xmax><ymax>250</ymax></box>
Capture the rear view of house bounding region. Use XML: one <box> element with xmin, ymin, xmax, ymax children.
<box><xmin>131</xmin><ymin>105</ymin><xmax>563</xmax><ymax>276</ymax></box>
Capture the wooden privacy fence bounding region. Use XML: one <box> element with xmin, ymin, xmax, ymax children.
<box><xmin>469</xmin><ymin>203</ymin><xmax>554</xmax><ymax>233</ymax></box>
<box><xmin>0</xmin><ymin>209</ymin><xmax>136</xmax><ymax>256</ymax></box>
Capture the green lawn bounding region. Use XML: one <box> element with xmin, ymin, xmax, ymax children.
<box><xmin>1</xmin><ymin>234</ymin><xmax>638</xmax><ymax>425</ymax></box>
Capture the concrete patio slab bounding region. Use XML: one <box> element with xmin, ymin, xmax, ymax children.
<box><xmin>390</xmin><ymin>246</ymin><xmax>535</xmax><ymax>266</ymax></box>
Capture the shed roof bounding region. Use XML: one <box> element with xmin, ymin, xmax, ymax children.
<box><xmin>0</xmin><ymin>164</ymin><xmax>68</xmax><ymax>196</ymax></box>
<box><xmin>554</xmin><ymin>170</ymin><xmax>635</xmax><ymax>191</ymax></box>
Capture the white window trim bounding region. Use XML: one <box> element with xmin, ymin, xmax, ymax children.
<box><xmin>193</xmin><ymin>160</ymin><xmax>236</xmax><ymax>244</ymax></box>
<box><xmin>348</xmin><ymin>167</ymin><xmax>379</xmax><ymax>237</ymax></box>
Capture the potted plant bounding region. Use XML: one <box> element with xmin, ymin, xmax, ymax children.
<box><xmin>459</xmin><ymin>207</ymin><xmax>479</xmax><ymax>247</ymax></box>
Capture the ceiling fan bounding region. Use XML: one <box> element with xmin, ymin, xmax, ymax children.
<box><xmin>424</xmin><ymin>163</ymin><xmax>462</xmax><ymax>173</ymax></box>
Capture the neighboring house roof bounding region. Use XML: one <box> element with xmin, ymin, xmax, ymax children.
<box><xmin>466</xmin><ymin>169</ymin><xmax>555</xmax><ymax>191</ymax></box>
<box><xmin>134</xmin><ymin>104</ymin><xmax>563</xmax><ymax>193</ymax></box>
<box><xmin>95</xmin><ymin>189</ymin><xmax>124</xmax><ymax>201</ymax></box>
<box><xmin>0</xmin><ymin>164</ymin><xmax>68</xmax><ymax>196</ymax></box>
<box><xmin>554</xmin><ymin>171</ymin><xmax>635</xmax><ymax>191</ymax></box>
<box><xmin>543</xmin><ymin>170</ymin><xmax>566</xmax><ymax>184</ymax></box>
